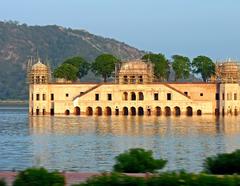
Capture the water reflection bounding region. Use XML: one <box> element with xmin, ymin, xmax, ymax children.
<box><xmin>29</xmin><ymin>115</ymin><xmax>240</xmax><ymax>136</ymax></box>
<box><xmin>0</xmin><ymin>106</ymin><xmax>240</xmax><ymax>172</ymax></box>
<box><xmin>27</xmin><ymin>115</ymin><xmax>240</xmax><ymax>172</ymax></box>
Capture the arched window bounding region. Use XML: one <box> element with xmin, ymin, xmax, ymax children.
<box><xmin>74</xmin><ymin>107</ymin><xmax>80</xmax><ymax>115</ymax></box>
<box><xmin>65</xmin><ymin>109</ymin><xmax>70</xmax><ymax>115</ymax></box>
<box><xmin>131</xmin><ymin>107</ymin><xmax>136</xmax><ymax>116</ymax></box>
<box><xmin>96</xmin><ymin>107</ymin><xmax>102</xmax><ymax>116</ymax></box>
<box><xmin>123</xmin><ymin>92</ymin><xmax>128</xmax><ymax>101</ymax></box>
<box><xmin>174</xmin><ymin>106</ymin><xmax>181</xmax><ymax>116</ymax></box>
<box><xmin>155</xmin><ymin>107</ymin><xmax>161</xmax><ymax>116</ymax></box>
<box><xmin>186</xmin><ymin>106</ymin><xmax>193</xmax><ymax>116</ymax></box>
<box><xmin>138</xmin><ymin>107</ymin><xmax>144</xmax><ymax>116</ymax></box>
<box><xmin>123</xmin><ymin>107</ymin><xmax>128</xmax><ymax>116</ymax></box>
<box><xmin>165</xmin><ymin>106</ymin><xmax>171</xmax><ymax>116</ymax></box>
<box><xmin>131</xmin><ymin>92</ymin><xmax>136</xmax><ymax>100</ymax></box>
<box><xmin>197</xmin><ymin>109</ymin><xmax>202</xmax><ymax>116</ymax></box>
<box><xmin>123</xmin><ymin>76</ymin><xmax>128</xmax><ymax>84</ymax></box>
<box><xmin>105</xmin><ymin>107</ymin><xmax>112</xmax><ymax>116</ymax></box>
<box><xmin>147</xmin><ymin>108</ymin><xmax>151</xmax><ymax>116</ymax></box>
<box><xmin>138</xmin><ymin>92</ymin><xmax>144</xmax><ymax>100</ymax></box>
<box><xmin>86</xmin><ymin>107</ymin><xmax>93</xmax><ymax>116</ymax></box>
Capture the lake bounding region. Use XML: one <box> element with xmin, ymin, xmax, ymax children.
<box><xmin>0</xmin><ymin>105</ymin><xmax>240</xmax><ymax>172</ymax></box>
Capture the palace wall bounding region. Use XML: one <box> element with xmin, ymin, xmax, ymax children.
<box><xmin>29</xmin><ymin>83</ymin><xmax>221</xmax><ymax>116</ymax></box>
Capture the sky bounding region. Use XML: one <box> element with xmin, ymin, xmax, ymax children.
<box><xmin>0</xmin><ymin>0</ymin><xmax>240</xmax><ymax>60</ymax></box>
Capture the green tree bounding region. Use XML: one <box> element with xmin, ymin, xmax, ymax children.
<box><xmin>63</xmin><ymin>56</ymin><xmax>90</xmax><ymax>79</ymax></box>
<box><xmin>192</xmin><ymin>56</ymin><xmax>215</xmax><ymax>82</ymax></box>
<box><xmin>13</xmin><ymin>167</ymin><xmax>65</xmax><ymax>186</ymax></box>
<box><xmin>0</xmin><ymin>179</ymin><xmax>6</xmax><ymax>186</ymax></box>
<box><xmin>172</xmin><ymin>55</ymin><xmax>191</xmax><ymax>81</ymax></box>
<box><xmin>53</xmin><ymin>63</ymin><xmax>78</xmax><ymax>81</ymax></box>
<box><xmin>204</xmin><ymin>149</ymin><xmax>240</xmax><ymax>175</ymax></box>
<box><xmin>91</xmin><ymin>54</ymin><xmax>120</xmax><ymax>82</ymax></box>
<box><xmin>113</xmin><ymin>148</ymin><xmax>167</xmax><ymax>173</ymax></box>
<box><xmin>142</xmin><ymin>53</ymin><xmax>170</xmax><ymax>81</ymax></box>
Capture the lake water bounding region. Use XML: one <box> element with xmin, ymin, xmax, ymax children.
<box><xmin>0</xmin><ymin>106</ymin><xmax>240</xmax><ymax>172</ymax></box>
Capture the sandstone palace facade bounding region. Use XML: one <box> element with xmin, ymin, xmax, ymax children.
<box><xmin>28</xmin><ymin>59</ymin><xmax>240</xmax><ymax>116</ymax></box>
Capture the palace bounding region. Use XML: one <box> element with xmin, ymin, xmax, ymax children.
<box><xmin>28</xmin><ymin>58</ymin><xmax>240</xmax><ymax>116</ymax></box>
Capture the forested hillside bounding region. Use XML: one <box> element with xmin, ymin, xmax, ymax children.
<box><xmin>0</xmin><ymin>21</ymin><xmax>145</xmax><ymax>100</ymax></box>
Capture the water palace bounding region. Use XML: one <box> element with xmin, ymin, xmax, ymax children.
<box><xmin>28</xmin><ymin>58</ymin><xmax>240</xmax><ymax>116</ymax></box>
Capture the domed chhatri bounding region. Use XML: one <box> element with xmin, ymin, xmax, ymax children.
<box><xmin>28</xmin><ymin>58</ymin><xmax>51</xmax><ymax>84</ymax></box>
<box><xmin>32</xmin><ymin>59</ymin><xmax>48</xmax><ymax>70</ymax></box>
<box><xmin>116</xmin><ymin>59</ymin><xmax>154</xmax><ymax>84</ymax></box>
<box><xmin>215</xmin><ymin>60</ymin><xmax>240</xmax><ymax>83</ymax></box>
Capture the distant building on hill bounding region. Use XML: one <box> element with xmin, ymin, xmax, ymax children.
<box><xmin>28</xmin><ymin>58</ymin><xmax>240</xmax><ymax>116</ymax></box>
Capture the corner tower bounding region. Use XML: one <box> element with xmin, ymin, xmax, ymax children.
<box><xmin>28</xmin><ymin>58</ymin><xmax>51</xmax><ymax>84</ymax></box>
<box><xmin>28</xmin><ymin>58</ymin><xmax>51</xmax><ymax>115</ymax></box>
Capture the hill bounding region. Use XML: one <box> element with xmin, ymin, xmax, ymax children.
<box><xmin>0</xmin><ymin>21</ymin><xmax>145</xmax><ymax>100</ymax></box>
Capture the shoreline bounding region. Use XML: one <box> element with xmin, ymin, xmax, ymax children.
<box><xmin>0</xmin><ymin>100</ymin><xmax>28</xmax><ymax>106</ymax></box>
<box><xmin>0</xmin><ymin>172</ymin><xmax>147</xmax><ymax>186</ymax></box>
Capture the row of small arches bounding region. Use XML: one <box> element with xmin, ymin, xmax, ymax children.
<box><xmin>123</xmin><ymin>92</ymin><xmax>144</xmax><ymax>101</ymax></box>
<box><xmin>65</xmin><ymin>106</ymin><xmax>202</xmax><ymax>116</ymax></box>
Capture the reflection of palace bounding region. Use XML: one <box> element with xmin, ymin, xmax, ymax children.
<box><xmin>28</xmin><ymin>58</ymin><xmax>240</xmax><ymax>116</ymax></box>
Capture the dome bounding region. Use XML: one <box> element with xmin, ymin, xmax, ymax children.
<box><xmin>221</xmin><ymin>62</ymin><xmax>239</xmax><ymax>73</ymax></box>
<box><xmin>32</xmin><ymin>60</ymin><xmax>48</xmax><ymax>71</ymax></box>
<box><xmin>119</xmin><ymin>60</ymin><xmax>151</xmax><ymax>74</ymax></box>
<box><xmin>116</xmin><ymin>59</ymin><xmax>154</xmax><ymax>84</ymax></box>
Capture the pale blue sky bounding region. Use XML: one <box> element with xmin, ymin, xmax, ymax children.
<box><xmin>0</xmin><ymin>0</ymin><xmax>240</xmax><ymax>60</ymax></box>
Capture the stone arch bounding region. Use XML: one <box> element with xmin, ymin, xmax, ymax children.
<box><xmin>131</xmin><ymin>92</ymin><xmax>136</xmax><ymax>100</ymax></box>
<box><xmin>165</xmin><ymin>106</ymin><xmax>171</xmax><ymax>116</ymax></box>
<box><xmin>74</xmin><ymin>106</ymin><xmax>81</xmax><ymax>115</ymax></box>
<box><xmin>95</xmin><ymin>107</ymin><xmax>102</xmax><ymax>116</ymax></box>
<box><xmin>123</xmin><ymin>107</ymin><xmax>128</xmax><ymax>116</ymax></box>
<box><xmin>131</xmin><ymin>107</ymin><xmax>136</xmax><ymax>116</ymax></box>
<box><xmin>138</xmin><ymin>107</ymin><xmax>144</xmax><ymax>116</ymax></box>
<box><xmin>215</xmin><ymin>108</ymin><xmax>220</xmax><ymax>116</ymax></box>
<box><xmin>155</xmin><ymin>106</ymin><xmax>161</xmax><ymax>116</ymax></box>
<box><xmin>174</xmin><ymin>106</ymin><xmax>181</xmax><ymax>116</ymax></box>
<box><xmin>234</xmin><ymin>107</ymin><xmax>238</xmax><ymax>116</ymax></box>
<box><xmin>105</xmin><ymin>107</ymin><xmax>112</xmax><ymax>116</ymax></box>
<box><xmin>115</xmin><ymin>108</ymin><xmax>119</xmax><ymax>115</ymax></box>
<box><xmin>222</xmin><ymin>108</ymin><xmax>225</xmax><ymax>116</ymax></box>
<box><xmin>197</xmin><ymin>109</ymin><xmax>202</xmax><ymax>116</ymax></box>
<box><xmin>147</xmin><ymin>108</ymin><xmax>151</xmax><ymax>116</ymax></box>
<box><xmin>36</xmin><ymin>108</ymin><xmax>40</xmax><ymax>115</ymax></box>
<box><xmin>186</xmin><ymin>106</ymin><xmax>193</xmax><ymax>116</ymax></box>
<box><xmin>123</xmin><ymin>92</ymin><xmax>128</xmax><ymax>101</ymax></box>
<box><xmin>86</xmin><ymin>107</ymin><xmax>93</xmax><ymax>116</ymax></box>
<box><xmin>50</xmin><ymin>108</ymin><xmax>54</xmax><ymax>116</ymax></box>
<box><xmin>138</xmin><ymin>92</ymin><xmax>144</xmax><ymax>100</ymax></box>
<box><xmin>65</xmin><ymin>109</ymin><xmax>70</xmax><ymax>115</ymax></box>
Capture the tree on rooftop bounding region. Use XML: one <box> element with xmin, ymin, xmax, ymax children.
<box><xmin>53</xmin><ymin>63</ymin><xmax>78</xmax><ymax>81</ymax></box>
<box><xmin>172</xmin><ymin>55</ymin><xmax>191</xmax><ymax>81</ymax></box>
<box><xmin>142</xmin><ymin>53</ymin><xmax>170</xmax><ymax>81</ymax></box>
<box><xmin>63</xmin><ymin>56</ymin><xmax>90</xmax><ymax>79</ymax></box>
<box><xmin>192</xmin><ymin>55</ymin><xmax>215</xmax><ymax>82</ymax></box>
<box><xmin>91</xmin><ymin>54</ymin><xmax>120</xmax><ymax>82</ymax></box>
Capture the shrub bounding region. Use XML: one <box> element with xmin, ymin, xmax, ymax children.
<box><xmin>204</xmin><ymin>150</ymin><xmax>240</xmax><ymax>174</ymax></box>
<box><xmin>146</xmin><ymin>172</ymin><xmax>240</xmax><ymax>186</ymax></box>
<box><xmin>113</xmin><ymin>148</ymin><xmax>167</xmax><ymax>173</ymax></box>
<box><xmin>72</xmin><ymin>173</ymin><xmax>145</xmax><ymax>186</ymax></box>
<box><xmin>0</xmin><ymin>179</ymin><xmax>6</xmax><ymax>186</ymax></box>
<box><xmin>73</xmin><ymin>172</ymin><xmax>240</xmax><ymax>186</ymax></box>
<box><xmin>13</xmin><ymin>167</ymin><xmax>65</xmax><ymax>186</ymax></box>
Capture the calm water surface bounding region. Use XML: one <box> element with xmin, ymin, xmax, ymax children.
<box><xmin>0</xmin><ymin>106</ymin><xmax>240</xmax><ymax>172</ymax></box>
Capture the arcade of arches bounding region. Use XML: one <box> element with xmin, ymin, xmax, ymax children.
<box><xmin>64</xmin><ymin>106</ymin><xmax>202</xmax><ymax>116</ymax></box>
